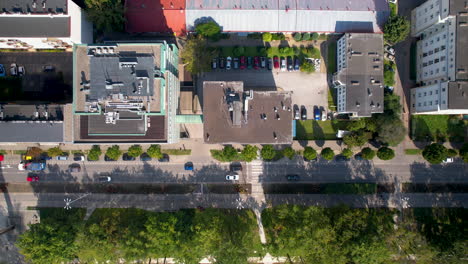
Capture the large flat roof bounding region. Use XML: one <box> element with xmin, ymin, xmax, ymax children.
<box><xmin>0</xmin><ymin>0</ymin><xmax>67</xmax><ymax>14</ymax></box>
<box><xmin>0</xmin><ymin>16</ymin><xmax>70</xmax><ymax>37</ymax></box>
<box><xmin>448</xmin><ymin>82</ymin><xmax>468</xmax><ymax>110</ymax></box>
<box><xmin>203</xmin><ymin>81</ymin><xmax>292</xmax><ymax>144</ymax></box>
<box><xmin>0</xmin><ymin>122</ymin><xmax>63</xmax><ymax>142</ymax></box>
<box><xmin>455</xmin><ymin>15</ymin><xmax>468</xmax><ymax>80</ymax></box>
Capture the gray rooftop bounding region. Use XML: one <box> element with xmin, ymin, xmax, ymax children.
<box><xmin>448</xmin><ymin>82</ymin><xmax>468</xmax><ymax>110</ymax></box>
<box><xmin>0</xmin><ymin>104</ymin><xmax>63</xmax><ymax>121</ymax></box>
<box><xmin>455</xmin><ymin>15</ymin><xmax>468</xmax><ymax>80</ymax></box>
<box><xmin>0</xmin><ymin>0</ymin><xmax>67</xmax><ymax>14</ymax></box>
<box><xmin>0</xmin><ymin>122</ymin><xmax>63</xmax><ymax>142</ymax></box>
<box><xmin>0</xmin><ymin>16</ymin><xmax>69</xmax><ymax>37</ymax></box>
<box><xmin>89</xmin><ymin>54</ymin><xmax>155</xmax><ymax>101</ymax></box>
<box><xmin>337</xmin><ymin>33</ymin><xmax>384</xmax><ymax>117</ymax></box>
<box><xmin>88</xmin><ymin>114</ymin><xmax>146</xmax><ymax>135</ymax></box>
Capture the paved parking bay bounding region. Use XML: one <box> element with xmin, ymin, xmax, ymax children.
<box><xmin>197</xmin><ymin>69</ymin><xmax>328</xmax><ymax>118</ymax></box>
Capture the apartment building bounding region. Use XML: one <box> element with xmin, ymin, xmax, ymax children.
<box><xmin>410</xmin><ymin>0</ymin><xmax>468</xmax><ymax>114</ymax></box>
<box><xmin>333</xmin><ymin>33</ymin><xmax>384</xmax><ymax>117</ymax></box>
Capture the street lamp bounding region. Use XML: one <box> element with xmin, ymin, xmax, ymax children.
<box><xmin>64</xmin><ymin>193</ymin><xmax>91</xmax><ymax>210</ymax></box>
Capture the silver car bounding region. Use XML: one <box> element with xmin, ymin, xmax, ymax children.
<box><xmin>226</xmin><ymin>56</ymin><xmax>232</xmax><ymax>70</ymax></box>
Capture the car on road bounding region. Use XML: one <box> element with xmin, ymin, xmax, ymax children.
<box><xmin>226</xmin><ymin>56</ymin><xmax>232</xmax><ymax>70</ymax></box>
<box><xmin>10</xmin><ymin>63</ymin><xmax>18</xmax><ymax>76</ymax></box>
<box><xmin>247</xmin><ymin>56</ymin><xmax>253</xmax><ymax>69</ymax></box>
<box><xmin>18</xmin><ymin>162</ymin><xmax>27</xmax><ymax>171</ymax></box>
<box><xmin>273</xmin><ymin>56</ymin><xmax>279</xmax><ymax>69</ymax></box>
<box><xmin>280</xmin><ymin>57</ymin><xmax>287</xmax><ymax>71</ymax></box>
<box><xmin>184</xmin><ymin>162</ymin><xmax>194</xmax><ymax>171</ymax></box>
<box><xmin>18</xmin><ymin>66</ymin><xmax>25</xmax><ymax>76</ymax></box>
<box><xmin>443</xmin><ymin>157</ymin><xmax>454</xmax><ymax>163</ymax></box>
<box><xmin>104</xmin><ymin>155</ymin><xmax>116</xmax><ymax>162</ymax></box>
<box><xmin>27</xmin><ymin>175</ymin><xmax>39</xmax><ymax>182</ymax></box>
<box><xmin>56</xmin><ymin>155</ymin><xmax>68</xmax><ymax>161</ymax></box>
<box><xmin>260</xmin><ymin>57</ymin><xmax>266</xmax><ymax>68</ymax></box>
<box><xmin>140</xmin><ymin>153</ymin><xmax>152</xmax><ymax>161</ymax></box>
<box><xmin>98</xmin><ymin>176</ymin><xmax>111</xmax><ymax>182</ymax></box>
<box><xmin>73</xmin><ymin>154</ymin><xmax>85</xmax><ymax>161</ymax></box>
<box><xmin>219</xmin><ymin>57</ymin><xmax>225</xmax><ymax>69</ymax></box>
<box><xmin>211</xmin><ymin>58</ymin><xmax>217</xmax><ymax>69</ymax></box>
<box><xmin>301</xmin><ymin>106</ymin><xmax>307</xmax><ymax>120</ymax></box>
<box><xmin>335</xmin><ymin>155</ymin><xmax>350</xmax><ymax>162</ymax></box>
<box><xmin>68</xmin><ymin>163</ymin><xmax>81</xmax><ymax>173</ymax></box>
<box><xmin>0</xmin><ymin>64</ymin><xmax>5</xmax><ymax>77</ymax></box>
<box><xmin>253</xmin><ymin>56</ymin><xmax>260</xmax><ymax>69</ymax></box>
<box><xmin>233</xmin><ymin>57</ymin><xmax>239</xmax><ymax>69</ymax></box>
<box><xmin>123</xmin><ymin>153</ymin><xmax>136</xmax><ymax>161</ymax></box>
<box><xmin>294</xmin><ymin>57</ymin><xmax>300</xmax><ymax>71</ymax></box>
<box><xmin>287</xmin><ymin>56</ymin><xmax>293</xmax><ymax>72</ymax></box>
<box><xmin>314</xmin><ymin>107</ymin><xmax>321</xmax><ymax>121</ymax></box>
<box><xmin>267</xmin><ymin>57</ymin><xmax>273</xmax><ymax>70</ymax></box>
<box><xmin>240</xmin><ymin>56</ymin><xmax>246</xmax><ymax>69</ymax></box>
<box><xmin>286</xmin><ymin>174</ymin><xmax>300</xmax><ymax>181</ymax></box>
<box><xmin>226</xmin><ymin>173</ymin><xmax>239</xmax><ymax>181</ymax></box>
<box><xmin>158</xmin><ymin>154</ymin><xmax>170</xmax><ymax>162</ymax></box>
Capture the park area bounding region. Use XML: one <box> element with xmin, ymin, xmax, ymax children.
<box><xmin>411</xmin><ymin>115</ymin><xmax>467</xmax><ymax>142</ymax></box>
<box><xmin>295</xmin><ymin>120</ymin><xmax>348</xmax><ymax>140</ymax></box>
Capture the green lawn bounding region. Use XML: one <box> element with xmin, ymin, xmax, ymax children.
<box><xmin>295</xmin><ymin>120</ymin><xmax>348</xmax><ymax>140</ymax></box>
<box><xmin>411</xmin><ymin>115</ymin><xmax>467</xmax><ymax>142</ymax></box>
<box><xmin>405</xmin><ymin>149</ymin><xmax>422</xmax><ymax>155</ymax></box>
<box><xmin>327</xmin><ymin>41</ymin><xmax>337</xmax><ymax>73</ymax></box>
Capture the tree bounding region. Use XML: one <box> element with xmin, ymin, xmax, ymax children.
<box><xmin>261</xmin><ymin>145</ymin><xmax>277</xmax><ymax>161</ymax></box>
<box><xmin>383</xmin><ymin>93</ymin><xmax>402</xmax><ymax>117</ymax></box>
<box><xmin>127</xmin><ymin>145</ymin><xmax>143</xmax><ymax>158</ymax></box>
<box><xmin>447</xmin><ymin>149</ymin><xmax>458</xmax><ymax>157</ymax></box>
<box><xmin>147</xmin><ymin>144</ymin><xmax>163</xmax><ymax>159</ymax></box>
<box><xmin>383</xmin><ymin>15</ymin><xmax>410</xmax><ymax>45</ymax></box>
<box><xmin>346</xmin><ymin>119</ymin><xmax>366</xmax><ymax>131</ymax></box>
<box><xmin>180</xmin><ymin>35</ymin><xmax>217</xmax><ymax>74</ymax></box>
<box><xmin>384</xmin><ymin>61</ymin><xmax>396</xmax><ymax>86</ymax></box>
<box><xmin>377</xmin><ymin>147</ymin><xmax>395</xmax><ymax>160</ymax></box>
<box><xmin>105</xmin><ymin>145</ymin><xmax>122</xmax><ymax>161</ymax></box>
<box><xmin>262</xmin><ymin>32</ymin><xmax>272</xmax><ymax>42</ymax></box>
<box><xmin>240</xmin><ymin>145</ymin><xmax>258</xmax><ymax>162</ymax></box>
<box><xmin>26</xmin><ymin>147</ymin><xmax>43</xmax><ymax>158</ymax></box>
<box><xmin>321</xmin><ymin>148</ymin><xmax>335</xmax><ymax>160</ymax></box>
<box><xmin>341</xmin><ymin>148</ymin><xmax>353</xmax><ymax>159</ymax></box>
<box><xmin>422</xmin><ymin>143</ymin><xmax>448</xmax><ymax>164</ymax></box>
<box><xmin>221</xmin><ymin>146</ymin><xmax>238</xmax><ymax>161</ymax></box>
<box><xmin>293</xmin><ymin>33</ymin><xmax>302</xmax><ymax>41</ymax></box>
<box><xmin>303</xmin><ymin>146</ymin><xmax>317</xmax><ymax>161</ymax></box>
<box><xmin>47</xmin><ymin>147</ymin><xmax>63</xmax><ymax>157</ymax></box>
<box><xmin>460</xmin><ymin>143</ymin><xmax>468</xmax><ymax>163</ymax></box>
<box><xmin>195</xmin><ymin>21</ymin><xmax>221</xmax><ymax>39</ymax></box>
<box><xmin>84</xmin><ymin>0</ymin><xmax>125</xmax><ymax>33</ymax></box>
<box><xmin>375</xmin><ymin>115</ymin><xmax>406</xmax><ymax>146</ymax></box>
<box><xmin>300</xmin><ymin>61</ymin><xmax>315</xmax><ymax>73</ymax></box>
<box><xmin>343</xmin><ymin>131</ymin><xmax>369</xmax><ymax>148</ymax></box>
<box><xmin>87</xmin><ymin>145</ymin><xmax>102</xmax><ymax>161</ymax></box>
<box><xmin>302</xmin><ymin>32</ymin><xmax>311</xmax><ymax>41</ymax></box>
<box><xmin>311</xmin><ymin>32</ymin><xmax>319</xmax><ymax>40</ymax></box>
<box><xmin>361</xmin><ymin>147</ymin><xmax>376</xmax><ymax>160</ymax></box>
<box><xmin>283</xmin><ymin>147</ymin><xmax>296</xmax><ymax>160</ymax></box>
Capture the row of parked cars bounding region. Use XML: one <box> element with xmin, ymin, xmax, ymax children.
<box><xmin>212</xmin><ymin>56</ymin><xmax>301</xmax><ymax>72</ymax></box>
<box><xmin>49</xmin><ymin>152</ymin><xmax>171</xmax><ymax>162</ymax></box>
<box><xmin>0</xmin><ymin>63</ymin><xmax>25</xmax><ymax>77</ymax></box>
<box><xmin>293</xmin><ymin>106</ymin><xmax>327</xmax><ymax>121</ymax></box>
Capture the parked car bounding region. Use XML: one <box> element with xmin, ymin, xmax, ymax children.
<box><xmin>18</xmin><ymin>66</ymin><xmax>25</xmax><ymax>76</ymax></box>
<box><xmin>301</xmin><ymin>106</ymin><xmax>307</xmax><ymax>120</ymax></box>
<box><xmin>219</xmin><ymin>57</ymin><xmax>225</xmax><ymax>69</ymax></box>
<box><xmin>43</xmin><ymin>65</ymin><xmax>55</xmax><ymax>72</ymax></box>
<box><xmin>294</xmin><ymin>105</ymin><xmax>300</xmax><ymax>120</ymax></box>
<box><xmin>122</xmin><ymin>153</ymin><xmax>136</xmax><ymax>161</ymax></box>
<box><xmin>158</xmin><ymin>153</ymin><xmax>170</xmax><ymax>162</ymax></box>
<box><xmin>140</xmin><ymin>153</ymin><xmax>152</xmax><ymax>161</ymax></box>
<box><xmin>286</xmin><ymin>174</ymin><xmax>300</xmax><ymax>181</ymax></box>
<box><xmin>253</xmin><ymin>56</ymin><xmax>260</xmax><ymax>69</ymax></box>
<box><xmin>321</xmin><ymin>109</ymin><xmax>327</xmax><ymax>121</ymax></box>
<box><xmin>27</xmin><ymin>175</ymin><xmax>39</xmax><ymax>182</ymax></box>
<box><xmin>354</xmin><ymin>154</ymin><xmax>364</xmax><ymax>160</ymax></box>
<box><xmin>211</xmin><ymin>58</ymin><xmax>217</xmax><ymax>69</ymax></box>
<box><xmin>42</xmin><ymin>155</ymin><xmax>53</xmax><ymax>161</ymax></box>
<box><xmin>287</xmin><ymin>56</ymin><xmax>293</xmax><ymax>71</ymax></box>
<box><xmin>260</xmin><ymin>57</ymin><xmax>266</xmax><ymax>68</ymax></box>
<box><xmin>73</xmin><ymin>154</ymin><xmax>85</xmax><ymax>161</ymax></box>
<box><xmin>273</xmin><ymin>56</ymin><xmax>279</xmax><ymax>69</ymax></box>
<box><xmin>226</xmin><ymin>173</ymin><xmax>239</xmax><ymax>181</ymax></box>
<box><xmin>56</xmin><ymin>155</ymin><xmax>68</xmax><ymax>161</ymax></box>
<box><xmin>443</xmin><ymin>157</ymin><xmax>454</xmax><ymax>163</ymax></box>
<box><xmin>68</xmin><ymin>163</ymin><xmax>81</xmax><ymax>173</ymax></box>
<box><xmin>226</xmin><ymin>56</ymin><xmax>232</xmax><ymax>70</ymax></box>
<box><xmin>294</xmin><ymin>57</ymin><xmax>300</xmax><ymax>71</ymax></box>
<box><xmin>233</xmin><ymin>57</ymin><xmax>239</xmax><ymax>69</ymax></box>
<box><xmin>314</xmin><ymin>107</ymin><xmax>321</xmax><ymax>121</ymax></box>
<box><xmin>0</xmin><ymin>64</ymin><xmax>5</xmax><ymax>77</ymax></box>
<box><xmin>240</xmin><ymin>56</ymin><xmax>246</xmax><ymax>69</ymax></box>
<box><xmin>335</xmin><ymin>155</ymin><xmax>350</xmax><ymax>162</ymax></box>
<box><xmin>247</xmin><ymin>56</ymin><xmax>253</xmax><ymax>69</ymax></box>
<box><xmin>10</xmin><ymin>63</ymin><xmax>17</xmax><ymax>76</ymax></box>
<box><xmin>184</xmin><ymin>162</ymin><xmax>194</xmax><ymax>171</ymax></box>
<box><xmin>98</xmin><ymin>176</ymin><xmax>111</xmax><ymax>182</ymax></box>
<box><xmin>267</xmin><ymin>57</ymin><xmax>273</xmax><ymax>70</ymax></box>
<box><xmin>280</xmin><ymin>57</ymin><xmax>287</xmax><ymax>71</ymax></box>
<box><xmin>230</xmin><ymin>162</ymin><xmax>242</xmax><ymax>172</ymax></box>
<box><xmin>104</xmin><ymin>155</ymin><xmax>116</xmax><ymax>162</ymax></box>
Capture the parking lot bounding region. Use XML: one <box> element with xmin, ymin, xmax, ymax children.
<box><xmin>0</xmin><ymin>51</ymin><xmax>73</xmax><ymax>102</ymax></box>
<box><xmin>197</xmin><ymin>68</ymin><xmax>328</xmax><ymax>119</ymax></box>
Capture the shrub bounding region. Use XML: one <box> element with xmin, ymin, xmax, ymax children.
<box><xmin>302</xmin><ymin>32</ymin><xmax>311</xmax><ymax>41</ymax></box>
<box><xmin>105</xmin><ymin>145</ymin><xmax>122</xmax><ymax>161</ymax></box>
<box><xmin>211</xmin><ymin>146</ymin><xmax>238</xmax><ymax>162</ymax></box>
<box><xmin>300</xmin><ymin>61</ymin><xmax>315</xmax><ymax>73</ymax></box>
<box><xmin>47</xmin><ymin>147</ymin><xmax>63</xmax><ymax>157</ymax></box>
<box><xmin>240</xmin><ymin>145</ymin><xmax>258</xmax><ymax>162</ymax></box>
<box><xmin>293</xmin><ymin>33</ymin><xmax>302</xmax><ymax>41</ymax></box>
<box><xmin>303</xmin><ymin>147</ymin><xmax>317</xmax><ymax>160</ymax></box>
<box><xmin>422</xmin><ymin>143</ymin><xmax>447</xmax><ymax>164</ymax></box>
<box><xmin>311</xmin><ymin>32</ymin><xmax>319</xmax><ymax>40</ymax></box>
<box><xmin>261</xmin><ymin>145</ymin><xmax>277</xmax><ymax>161</ymax></box>
<box><xmin>272</xmin><ymin>33</ymin><xmax>285</xmax><ymax>40</ymax></box>
<box><xmin>447</xmin><ymin>149</ymin><xmax>458</xmax><ymax>157</ymax></box>
<box><xmin>377</xmin><ymin>147</ymin><xmax>395</xmax><ymax>160</ymax></box>
<box><xmin>282</xmin><ymin>147</ymin><xmax>296</xmax><ymax>160</ymax></box>
<box><xmin>88</xmin><ymin>145</ymin><xmax>102</xmax><ymax>161</ymax></box>
<box><xmin>233</xmin><ymin>46</ymin><xmax>245</xmax><ymax>56</ymax></box>
<box><xmin>321</xmin><ymin>148</ymin><xmax>335</xmax><ymax>160</ymax></box>
<box><xmin>341</xmin><ymin>148</ymin><xmax>353</xmax><ymax>159</ymax></box>
<box><xmin>361</xmin><ymin>147</ymin><xmax>376</xmax><ymax>160</ymax></box>
<box><xmin>262</xmin><ymin>32</ymin><xmax>272</xmax><ymax>42</ymax></box>
<box><xmin>147</xmin><ymin>144</ymin><xmax>163</xmax><ymax>159</ymax></box>
<box><xmin>127</xmin><ymin>145</ymin><xmax>143</xmax><ymax>158</ymax></box>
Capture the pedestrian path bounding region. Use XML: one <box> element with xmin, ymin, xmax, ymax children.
<box><xmin>248</xmin><ymin>159</ymin><xmax>267</xmax><ymax>244</ymax></box>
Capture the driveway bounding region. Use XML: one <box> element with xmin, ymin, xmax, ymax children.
<box><xmin>197</xmin><ymin>69</ymin><xmax>328</xmax><ymax>118</ymax></box>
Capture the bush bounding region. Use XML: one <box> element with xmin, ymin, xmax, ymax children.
<box><xmin>342</xmin><ymin>148</ymin><xmax>353</xmax><ymax>159</ymax></box>
<box><xmin>422</xmin><ymin>143</ymin><xmax>448</xmax><ymax>164</ymax></box>
<box><xmin>447</xmin><ymin>149</ymin><xmax>458</xmax><ymax>157</ymax></box>
<box><xmin>240</xmin><ymin>145</ymin><xmax>258</xmax><ymax>162</ymax></box>
<box><xmin>321</xmin><ymin>148</ymin><xmax>335</xmax><ymax>160</ymax></box>
<box><xmin>47</xmin><ymin>147</ymin><xmax>63</xmax><ymax>157</ymax></box>
<box><xmin>300</xmin><ymin>61</ymin><xmax>315</xmax><ymax>73</ymax></box>
<box><xmin>302</xmin><ymin>32</ymin><xmax>311</xmax><ymax>41</ymax></box>
<box><xmin>361</xmin><ymin>147</ymin><xmax>376</xmax><ymax>160</ymax></box>
<box><xmin>293</xmin><ymin>33</ymin><xmax>302</xmax><ymax>41</ymax></box>
<box><xmin>303</xmin><ymin>147</ymin><xmax>317</xmax><ymax>160</ymax></box>
<box><xmin>127</xmin><ymin>145</ymin><xmax>143</xmax><ymax>158</ymax></box>
<box><xmin>233</xmin><ymin>46</ymin><xmax>245</xmax><ymax>56</ymax></box>
<box><xmin>105</xmin><ymin>145</ymin><xmax>122</xmax><ymax>161</ymax></box>
<box><xmin>271</xmin><ymin>33</ymin><xmax>285</xmax><ymax>40</ymax></box>
<box><xmin>282</xmin><ymin>147</ymin><xmax>296</xmax><ymax>160</ymax></box>
<box><xmin>311</xmin><ymin>32</ymin><xmax>319</xmax><ymax>40</ymax></box>
<box><xmin>88</xmin><ymin>145</ymin><xmax>102</xmax><ymax>161</ymax></box>
<box><xmin>261</xmin><ymin>145</ymin><xmax>277</xmax><ymax>161</ymax></box>
<box><xmin>147</xmin><ymin>144</ymin><xmax>163</xmax><ymax>159</ymax></box>
<box><xmin>377</xmin><ymin>147</ymin><xmax>395</xmax><ymax>160</ymax></box>
<box><xmin>211</xmin><ymin>146</ymin><xmax>238</xmax><ymax>162</ymax></box>
<box><xmin>262</xmin><ymin>32</ymin><xmax>272</xmax><ymax>42</ymax></box>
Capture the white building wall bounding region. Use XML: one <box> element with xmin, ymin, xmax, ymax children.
<box><xmin>68</xmin><ymin>0</ymin><xmax>93</xmax><ymax>44</ymax></box>
<box><xmin>411</xmin><ymin>0</ymin><xmax>449</xmax><ymax>37</ymax></box>
<box><xmin>336</xmin><ymin>35</ymin><xmax>347</xmax><ymax>113</ymax></box>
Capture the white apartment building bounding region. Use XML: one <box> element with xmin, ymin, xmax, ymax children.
<box><xmin>410</xmin><ymin>0</ymin><xmax>468</xmax><ymax>115</ymax></box>
<box><xmin>0</xmin><ymin>0</ymin><xmax>92</xmax><ymax>49</ymax></box>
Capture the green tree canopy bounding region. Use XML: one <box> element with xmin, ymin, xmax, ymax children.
<box><xmin>341</xmin><ymin>148</ymin><xmax>353</xmax><ymax>159</ymax></box>
<box><xmin>346</xmin><ymin>119</ymin><xmax>367</xmax><ymax>131</ymax></box>
<box><xmin>195</xmin><ymin>21</ymin><xmax>221</xmax><ymax>39</ymax></box>
<box><xmin>377</xmin><ymin>147</ymin><xmax>395</xmax><ymax>160</ymax></box>
<box><xmin>87</xmin><ymin>145</ymin><xmax>102</xmax><ymax>161</ymax></box>
<box><xmin>282</xmin><ymin>146</ymin><xmax>296</xmax><ymax>160</ymax></box>
<box><xmin>146</xmin><ymin>144</ymin><xmax>163</xmax><ymax>159</ymax></box>
<box><xmin>422</xmin><ymin>143</ymin><xmax>448</xmax><ymax>164</ymax></box>
<box><xmin>460</xmin><ymin>143</ymin><xmax>468</xmax><ymax>163</ymax></box>
<box><xmin>383</xmin><ymin>93</ymin><xmax>402</xmax><ymax>117</ymax></box>
<box><xmin>302</xmin><ymin>32</ymin><xmax>311</xmax><ymax>41</ymax></box>
<box><xmin>343</xmin><ymin>131</ymin><xmax>370</xmax><ymax>148</ymax></box>
<box><xmin>303</xmin><ymin>146</ymin><xmax>317</xmax><ymax>160</ymax></box>
<box><xmin>262</xmin><ymin>32</ymin><xmax>272</xmax><ymax>42</ymax></box>
<box><xmin>84</xmin><ymin>0</ymin><xmax>125</xmax><ymax>33</ymax></box>
<box><xmin>311</xmin><ymin>32</ymin><xmax>319</xmax><ymax>40</ymax></box>
<box><xmin>361</xmin><ymin>147</ymin><xmax>376</xmax><ymax>160</ymax></box>
<box><xmin>180</xmin><ymin>35</ymin><xmax>217</xmax><ymax>74</ymax></box>
<box><xmin>261</xmin><ymin>145</ymin><xmax>277</xmax><ymax>161</ymax></box>
<box><xmin>240</xmin><ymin>145</ymin><xmax>258</xmax><ymax>162</ymax></box>
<box><xmin>447</xmin><ymin>149</ymin><xmax>458</xmax><ymax>157</ymax></box>
<box><xmin>375</xmin><ymin>115</ymin><xmax>406</xmax><ymax>146</ymax></box>
<box><xmin>300</xmin><ymin>61</ymin><xmax>315</xmax><ymax>73</ymax></box>
<box><xmin>127</xmin><ymin>145</ymin><xmax>143</xmax><ymax>158</ymax></box>
<box><xmin>293</xmin><ymin>33</ymin><xmax>302</xmax><ymax>41</ymax></box>
<box><xmin>47</xmin><ymin>147</ymin><xmax>63</xmax><ymax>157</ymax></box>
<box><xmin>105</xmin><ymin>145</ymin><xmax>122</xmax><ymax>160</ymax></box>
<box><xmin>383</xmin><ymin>15</ymin><xmax>410</xmax><ymax>45</ymax></box>
<box><xmin>321</xmin><ymin>147</ymin><xmax>335</xmax><ymax>160</ymax></box>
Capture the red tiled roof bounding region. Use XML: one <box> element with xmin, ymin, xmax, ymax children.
<box><xmin>125</xmin><ymin>0</ymin><xmax>186</xmax><ymax>35</ymax></box>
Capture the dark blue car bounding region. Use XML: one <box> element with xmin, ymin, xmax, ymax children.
<box><xmin>314</xmin><ymin>107</ymin><xmax>321</xmax><ymax>121</ymax></box>
<box><xmin>184</xmin><ymin>162</ymin><xmax>194</xmax><ymax>171</ymax></box>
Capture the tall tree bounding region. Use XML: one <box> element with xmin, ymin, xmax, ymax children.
<box><xmin>84</xmin><ymin>0</ymin><xmax>125</xmax><ymax>33</ymax></box>
<box><xmin>383</xmin><ymin>15</ymin><xmax>410</xmax><ymax>45</ymax></box>
<box><xmin>180</xmin><ymin>35</ymin><xmax>218</xmax><ymax>74</ymax></box>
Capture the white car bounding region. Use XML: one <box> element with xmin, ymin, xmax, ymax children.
<box><xmin>280</xmin><ymin>58</ymin><xmax>287</xmax><ymax>71</ymax></box>
<box><xmin>226</xmin><ymin>56</ymin><xmax>232</xmax><ymax>70</ymax></box>
<box><xmin>10</xmin><ymin>63</ymin><xmax>17</xmax><ymax>76</ymax></box>
<box><xmin>226</xmin><ymin>174</ymin><xmax>239</xmax><ymax>181</ymax></box>
<box><xmin>18</xmin><ymin>162</ymin><xmax>26</xmax><ymax>171</ymax></box>
<box><xmin>442</xmin><ymin>157</ymin><xmax>454</xmax><ymax>163</ymax></box>
<box><xmin>321</xmin><ymin>110</ymin><xmax>327</xmax><ymax>121</ymax></box>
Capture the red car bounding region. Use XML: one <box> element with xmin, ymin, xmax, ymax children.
<box><xmin>253</xmin><ymin>56</ymin><xmax>260</xmax><ymax>69</ymax></box>
<box><xmin>240</xmin><ymin>56</ymin><xmax>246</xmax><ymax>69</ymax></box>
<box><xmin>273</xmin><ymin>56</ymin><xmax>279</xmax><ymax>69</ymax></box>
<box><xmin>27</xmin><ymin>175</ymin><xmax>39</xmax><ymax>182</ymax></box>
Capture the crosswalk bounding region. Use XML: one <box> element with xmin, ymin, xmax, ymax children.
<box><xmin>249</xmin><ymin>160</ymin><xmax>264</xmax><ymax>198</ymax></box>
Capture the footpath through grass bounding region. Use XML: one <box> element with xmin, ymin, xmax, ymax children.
<box><xmin>411</xmin><ymin>115</ymin><xmax>466</xmax><ymax>142</ymax></box>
